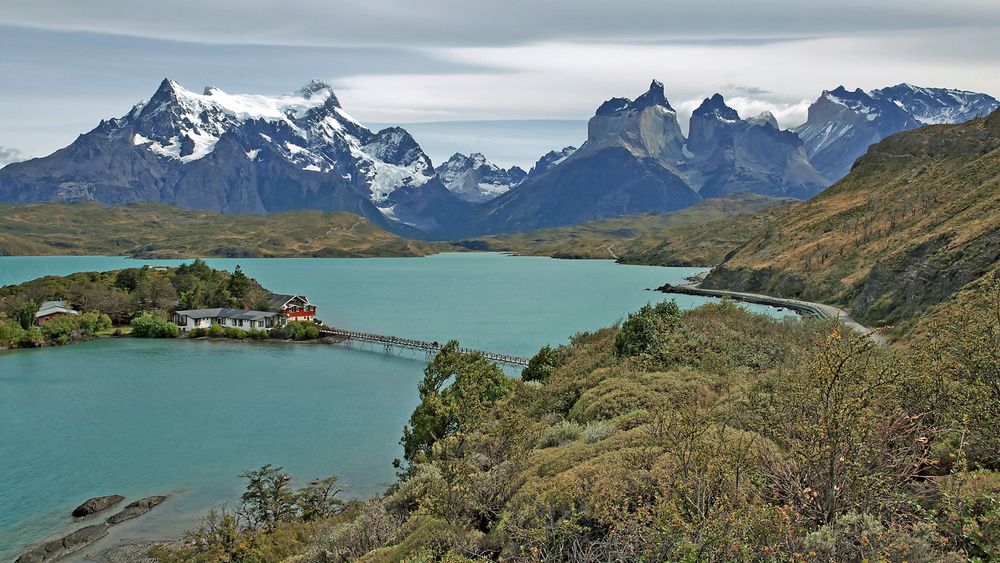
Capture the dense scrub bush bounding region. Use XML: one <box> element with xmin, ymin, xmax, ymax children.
<box><xmin>0</xmin><ymin>319</ymin><xmax>41</xmax><ymax>348</ymax></box>
<box><xmin>583</xmin><ymin>421</ymin><xmax>615</xmax><ymax>443</ymax></box>
<box><xmin>401</xmin><ymin>341</ymin><xmax>513</xmax><ymax>462</ymax></box>
<box><xmin>224</xmin><ymin>326</ymin><xmax>246</xmax><ymax>339</ymax></box>
<box><xmin>919</xmin><ymin>275</ymin><xmax>1000</xmax><ymax>469</ymax></box>
<box><xmin>522</xmin><ymin>345</ymin><xmax>562</xmax><ymax>383</ymax></box>
<box><xmin>613</xmin><ymin>300</ymin><xmax>680</xmax><ymax>357</ymax></box>
<box><xmin>1</xmin><ymin>310</ymin><xmax>114</xmax><ymax>347</ymax></box>
<box><xmin>297</xmin><ymin>499</ymin><xmax>403</xmax><ymax>562</ymax></box>
<box><xmin>206</xmin><ymin>324</ymin><xmax>226</xmax><ymax>338</ymax></box>
<box><xmin>14</xmin><ymin>300</ymin><xmax>39</xmax><ymax>329</ymax></box>
<box><xmin>153</xmin><ymin>287</ymin><xmax>1000</xmax><ymax>562</ymax></box>
<box><xmin>39</xmin><ymin>315</ymin><xmax>80</xmax><ymax>344</ymax></box>
<box><xmin>272</xmin><ymin>321</ymin><xmax>320</xmax><ymax>341</ymax></box>
<box><xmin>568</xmin><ymin>375</ymin><xmax>661</xmax><ymax>422</ymax></box>
<box><xmin>76</xmin><ymin>311</ymin><xmax>112</xmax><ymax>334</ymax></box>
<box><xmin>539</xmin><ymin>420</ymin><xmax>583</xmax><ymax>448</ymax></box>
<box><xmin>154</xmin><ymin>465</ymin><xmax>343</xmax><ymax>563</ymax></box>
<box><xmin>936</xmin><ymin>470</ymin><xmax>1000</xmax><ymax>559</ymax></box>
<box><xmin>131</xmin><ymin>313</ymin><xmax>180</xmax><ymax>338</ymax></box>
<box><xmin>248</xmin><ymin>328</ymin><xmax>269</xmax><ymax>340</ymax></box>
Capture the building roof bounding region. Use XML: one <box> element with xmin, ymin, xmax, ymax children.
<box><xmin>174</xmin><ymin>308</ymin><xmax>280</xmax><ymax>321</ymax></box>
<box><xmin>267</xmin><ymin>293</ymin><xmax>311</xmax><ymax>308</ymax></box>
<box><xmin>35</xmin><ymin>301</ymin><xmax>78</xmax><ymax>318</ymax></box>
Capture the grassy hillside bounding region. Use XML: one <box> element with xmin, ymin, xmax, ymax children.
<box><xmin>703</xmin><ymin>110</ymin><xmax>1000</xmax><ymax>334</ymax></box>
<box><xmin>458</xmin><ymin>193</ymin><xmax>794</xmax><ymax>265</ymax></box>
<box><xmin>0</xmin><ymin>203</ymin><xmax>450</xmax><ymax>258</ymax></box>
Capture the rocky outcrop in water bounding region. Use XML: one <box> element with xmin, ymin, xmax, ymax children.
<box><xmin>17</xmin><ymin>495</ymin><xmax>169</xmax><ymax>562</ymax></box>
<box><xmin>15</xmin><ymin>524</ymin><xmax>109</xmax><ymax>563</ymax></box>
<box><xmin>72</xmin><ymin>495</ymin><xmax>124</xmax><ymax>517</ymax></box>
<box><xmin>106</xmin><ymin>496</ymin><xmax>168</xmax><ymax>525</ymax></box>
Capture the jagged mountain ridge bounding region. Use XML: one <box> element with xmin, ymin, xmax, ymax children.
<box><xmin>434</xmin><ymin>153</ymin><xmax>526</xmax><ymax>203</ymax></box>
<box><xmin>466</xmin><ymin>80</ymin><xmax>996</xmax><ymax>236</ymax></box>
<box><xmin>795</xmin><ymin>83</ymin><xmax>999</xmax><ymax>181</ymax></box>
<box><xmin>685</xmin><ymin>94</ymin><xmax>828</xmax><ymax>199</ymax></box>
<box><xmin>0</xmin><ymin>78</ymin><xmax>995</xmax><ymax>240</ymax></box>
<box><xmin>524</xmin><ymin>146</ymin><xmax>576</xmax><ymax>182</ymax></box>
<box><xmin>465</xmin><ymin>82</ymin><xmax>829</xmax><ymax>236</ymax></box>
<box><xmin>0</xmin><ymin>78</ymin><xmax>469</xmax><ymax>232</ymax></box>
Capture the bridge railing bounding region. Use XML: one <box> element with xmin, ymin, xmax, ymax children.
<box><xmin>323</xmin><ymin>328</ymin><xmax>530</xmax><ymax>367</ymax></box>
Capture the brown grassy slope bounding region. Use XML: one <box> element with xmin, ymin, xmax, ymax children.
<box><xmin>0</xmin><ymin>203</ymin><xmax>451</xmax><ymax>258</ymax></box>
<box><xmin>703</xmin><ymin>110</ymin><xmax>1000</xmax><ymax>333</ymax></box>
<box><xmin>458</xmin><ymin>193</ymin><xmax>794</xmax><ymax>265</ymax></box>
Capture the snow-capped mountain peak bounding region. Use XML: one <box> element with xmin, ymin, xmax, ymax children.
<box><xmin>693</xmin><ymin>93</ymin><xmax>741</xmax><ymax>123</ymax></box>
<box><xmin>596</xmin><ymin>79</ymin><xmax>674</xmax><ymax>116</ymax></box>
<box><xmin>749</xmin><ymin>111</ymin><xmax>779</xmax><ymax>129</ymax></box>
<box><xmin>123</xmin><ymin>78</ymin><xmax>415</xmax><ymax>182</ymax></box>
<box><xmin>435</xmin><ymin>152</ymin><xmax>526</xmax><ymax>203</ymax></box>
<box><xmin>819</xmin><ymin>86</ymin><xmax>886</xmax><ymax>121</ymax></box>
<box><xmin>297</xmin><ymin>79</ymin><xmax>338</xmax><ymax>101</ymax></box>
<box><xmin>13</xmin><ymin>77</ymin><xmax>460</xmax><ymax>228</ymax></box>
<box><xmin>872</xmin><ymin>83</ymin><xmax>999</xmax><ymax>125</ymax></box>
<box><xmin>524</xmin><ymin>146</ymin><xmax>577</xmax><ymax>181</ymax></box>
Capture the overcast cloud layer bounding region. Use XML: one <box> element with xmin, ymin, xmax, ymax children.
<box><xmin>2</xmin><ymin>1</ymin><xmax>998</xmax><ymax>167</ymax></box>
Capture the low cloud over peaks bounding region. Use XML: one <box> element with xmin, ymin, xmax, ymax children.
<box><xmin>0</xmin><ymin>146</ymin><xmax>25</xmax><ymax>167</ymax></box>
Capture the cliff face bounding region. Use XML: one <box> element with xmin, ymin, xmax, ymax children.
<box><xmin>703</xmin><ymin>110</ymin><xmax>1000</xmax><ymax>332</ymax></box>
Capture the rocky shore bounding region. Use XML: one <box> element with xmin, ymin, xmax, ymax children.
<box><xmin>15</xmin><ymin>495</ymin><xmax>168</xmax><ymax>563</ymax></box>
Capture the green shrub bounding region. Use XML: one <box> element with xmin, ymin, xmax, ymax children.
<box><xmin>40</xmin><ymin>315</ymin><xmax>80</xmax><ymax>344</ymax></box>
<box><xmin>190</xmin><ymin>327</ymin><xmax>207</xmax><ymax>338</ymax></box>
<box><xmin>248</xmin><ymin>328</ymin><xmax>269</xmax><ymax>340</ymax></box>
<box><xmin>14</xmin><ymin>300</ymin><xmax>38</xmax><ymax>330</ymax></box>
<box><xmin>539</xmin><ymin>420</ymin><xmax>583</xmax><ymax>448</ymax></box>
<box><xmin>271</xmin><ymin>321</ymin><xmax>321</xmax><ymax>340</ymax></box>
<box><xmin>583</xmin><ymin>421</ymin><xmax>615</xmax><ymax>443</ymax></box>
<box><xmin>522</xmin><ymin>345</ymin><xmax>562</xmax><ymax>383</ymax></box>
<box><xmin>309</xmin><ymin>498</ymin><xmax>403</xmax><ymax>561</ymax></box>
<box><xmin>938</xmin><ymin>471</ymin><xmax>1000</xmax><ymax>559</ymax></box>
<box><xmin>130</xmin><ymin>313</ymin><xmax>180</xmax><ymax>338</ymax></box>
<box><xmin>803</xmin><ymin>512</ymin><xmax>881</xmax><ymax>559</ymax></box>
<box><xmin>76</xmin><ymin>311</ymin><xmax>113</xmax><ymax>335</ymax></box>
<box><xmin>614</xmin><ymin>300</ymin><xmax>681</xmax><ymax>357</ymax></box>
<box><xmin>206</xmin><ymin>324</ymin><xmax>226</xmax><ymax>338</ymax></box>
<box><xmin>225</xmin><ymin>326</ymin><xmax>246</xmax><ymax>339</ymax></box>
<box><xmin>0</xmin><ymin>321</ymin><xmax>29</xmax><ymax>348</ymax></box>
<box><xmin>401</xmin><ymin>341</ymin><xmax>514</xmax><ymax>462</ymax></box>
<box><xmin>569</xmin><ymin>376</ymin><xmax>661</xmax><ymax>423</ymax></box>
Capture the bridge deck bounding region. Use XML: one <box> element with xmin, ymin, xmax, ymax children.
<box><xmin>321</xmin><ymin>328</ymin><xmax>530</xmax><ymax>367</ymax></box>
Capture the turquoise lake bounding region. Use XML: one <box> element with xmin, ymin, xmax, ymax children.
<box><xmin>0</xmin><ymin>253</ymin><xmax>793</xmax><ymax>559</ymax></box>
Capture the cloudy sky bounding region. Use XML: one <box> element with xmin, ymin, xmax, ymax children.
<box><xmin>2</xmin><ymin>0</ymin><xmax>998</xmax><ymax>167</ymax></box>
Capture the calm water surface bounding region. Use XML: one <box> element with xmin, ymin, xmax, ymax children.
<box><xmin>0</xmin><ymin>253</ymin><xmax>789</xmax><ymax>558</ymax></box>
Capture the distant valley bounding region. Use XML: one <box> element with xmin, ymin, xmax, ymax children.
<box><xmin>0</xmin><ymin>202</ymin><xmax>448</xmax><ymax>258</ymax></box>
<box><xmin>458</xmin><ymin>192</ymin><xmax>795</xmax><ymax>266</ymax></box>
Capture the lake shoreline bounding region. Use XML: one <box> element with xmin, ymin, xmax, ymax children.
<box><xmin>0</xmin><ymin>329</ymin><xmax>347</xmax><ymax>355</ymax></box>
<box><xmin>0</xmin><ymin>254</ymin><xmax>740</xmax><ymax>562</ymax></box>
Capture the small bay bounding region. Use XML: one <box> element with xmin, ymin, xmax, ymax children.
<box><xmin>0</xmin><ymin>253</ymin><xmax>790</xmax><ymax>558</ymax></box>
